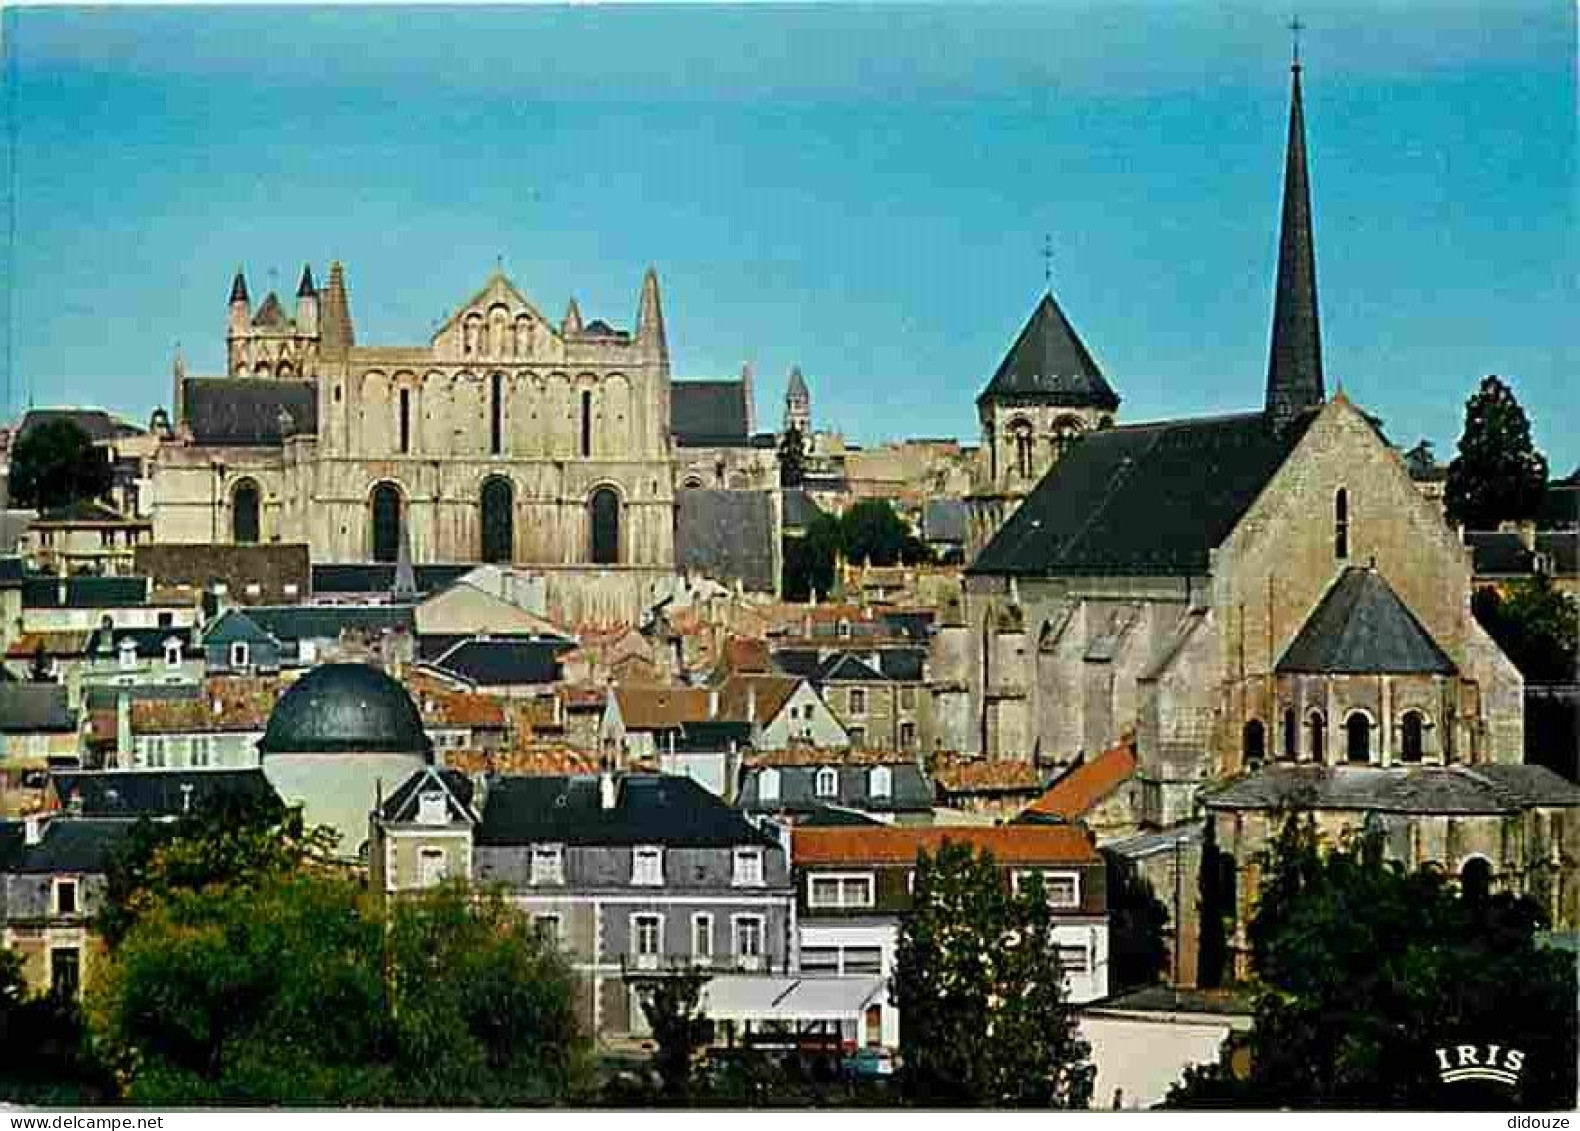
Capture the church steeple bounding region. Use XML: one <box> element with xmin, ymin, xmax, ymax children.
<box><xmin>1265</xmin><ymin>47</ymin><xmax>1325</xmax><ymax>428</ymax></box>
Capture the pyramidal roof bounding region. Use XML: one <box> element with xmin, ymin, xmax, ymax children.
<box><xmin>252</xmin><ymin>292</ymin><xmax>289</xmax><ymax>330</ymax></box>
<box><xmin>787</xmin><ymin>366</ymin><xmax>809</xmax><ymax>401</ymax></box>
<box><xmin>1277</xmin><ymin>566</ymin><xmax>1456</xmax><ymax>675</ymax></box>
<box><xmin>977</xmin><ymin>290</ymin><xmax>1119</xmax><ymax>411</ymax></box>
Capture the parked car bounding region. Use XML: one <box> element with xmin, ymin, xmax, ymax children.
<box><xmin>842</xmin><ymin>1047</ymin><xmax>896</xmax><ymax>1080</ymax></box>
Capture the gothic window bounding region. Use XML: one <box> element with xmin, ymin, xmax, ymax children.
<box><xmin>276</xmin><ymin>361</ymin><xmax>294</xmax><ymax>379</ymax></box>
<box><xmin>1051</xmin><ymin>415</ymin><xmax>1085</xmax><ymax>458</ymax></box>
<box><xmin>398</xmin><ymin>389</ymin><xmax>411</xmax><ymax>454</ymax></box>
<box><xmin>1345</xmin><ymin>712</ymin><xmax>1372</xmax><ymax>763</ymax></box>
<box><xmin>1334</xmin><ymin>488</ymin><xmax>1350</xmax><ymax>560</ymax></box>
<box><xmin>1400</xmin><ymin>710</ymin><xmax>1426</xmax><ymax>763</ymax></box>
<box><xmin>1010</xmin><ymin>418</ymin><xmax>1034</xmax><ymax>479</ymax></box>
<box><xmin>1307</xmin><ymin>710</ymin><xmax>1327</xmax><ymax>764</ymax></box>
<box><xmin>480</xmin><ymin>476</ymin><xmax>514</xmax><ymax>564</ymax></box>
<box><xmin>1460</xmin><ymin>857</ymin><xmax>1492</xmax><ymax>903</ymax></box>
<box><xmin>231</xmin><ymin>480</ymin><xmax>260</xmax><ymax>545</ymax></box>
<box><xmin>490</xmin><ymin>373</ymin><xmax>503</xmax><ymax>456</ymax></box>
<box><xmin>370</xmin><ymin>482</ymin><xmax>401</xmax><ymax>564</ymax></box>
<box><xmin>1283</xmin><ymin>707</ymin><xmax>1297</xmax><ymax>760</ymax></box>
<box><xmin>588</xmin><ymin>487</ymin><xmax>620</xmax><ymax>565</ymax></box>
<box><xmin>580</xmin><ymin>390</ymin><xmax>593</xmax><ymax>458</ymax></box>
<box><xmin>1242</xmin><ymin>719</ymin><xmax>1266</xmax><ymax>764</ymax></box>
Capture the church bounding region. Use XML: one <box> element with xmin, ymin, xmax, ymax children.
<box><xmin>947</xmin><ymin>57</ymin><xmax>1578</xmax><ymax>936</ymax></box>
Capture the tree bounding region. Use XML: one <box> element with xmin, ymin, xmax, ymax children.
<box><xmin>839</xmin><ymin>499</ymin><xmax>931</xmax><ymax>569</ymax></box>
<box><xmin>0</xmin><ymin>951</ymin><xmax>110</xmax><ymax>1104</ymax></box>
<box><xmin>1167</xmin><ymin>815</ymin><xmax>1578</xmax><ymax>1110</ymax></box>
<box><xmin>8</xmin><ymin>419</ymin><xmax>113</xmax><ymax>511</ymax></box>
<box><xmin>1471</xmin><ymin>577</ymin><xmax>1578</xmax><ymax>685</ymax></box>
<box><xmin>778</xmin><ymin>425</ymin><xmax>807</xmax><ymax>489</ymax></box>
<box><xmin>99</xmin><ymin>790</ymin><xmax>340</xmax><ymax>948</ymax></box>
<box><xmin>782</xmin><ymin>511</ymin><xmax>842</xmax><ymax>601</ymax></box>
<box><xmin>88</xmin><ymin>876</ymin><xmax>591</xmax><ymax>1106</ymax></box>
<box><xmin>634</xmin><ymin>971</ymin><xmax>714</xmax><ymax>1103</ymax></box>
<box><xmin>1445</xmin><ymin>375</ymin><xmax>1549</xmax><ymax>530</ymax></box>
<box><xmin>1101</xmin><ymin>852</ymin><xmax>1170</xmax><ymax>991</ymax></box>
<box><xmin>892</xmin><ymin>841</ymin><xmax>1095</xmax><ymax>1107</ymax></box>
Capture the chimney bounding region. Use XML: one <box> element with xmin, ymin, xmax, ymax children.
<box><xmin>600</xmin><ymin>771</ymin><xmax>617</xmax><ymax>811</ymax></box>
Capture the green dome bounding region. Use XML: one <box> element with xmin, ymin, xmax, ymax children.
<box><xmin>260</xmin><ymin>663</ymin><xmax>432</xmax><ymax>757</ymax></box>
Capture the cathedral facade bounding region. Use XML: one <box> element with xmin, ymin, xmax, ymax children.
<box><xmin>150</xmin><ymin>265</ymin><xmax>681</xmax><ymax>574</ymax></box>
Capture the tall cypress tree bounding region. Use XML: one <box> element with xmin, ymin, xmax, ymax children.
<box><xmin>1445</xmin><ymin>375</ymin><xmax>1549</xmax><ymax>529</ymax></box>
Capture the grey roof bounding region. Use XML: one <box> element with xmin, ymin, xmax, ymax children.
<box><xmin>672</xmin><ymin>381</ymin><xmax>750</xmax><ymax>447</ymax></box>
<box><xmin>425</xmin><ymin>637</ymin><xmax>571</xmax><ymax>687</ymax></box>
<box><xmin>1465</xmin><ymin>531</ymin><xmax>1533</xmax><ymax>576</ymax></box>
<box><xmin>1264</xmin><ymin>63</ymin><xmax>1326</xmax><ymax>428</ymax></box>
<box><xmin>674</xmin><ymin>719</ymin><xmax>754</xmax><ymax>752</ymax></box>
<box><xmin>786</xmin><ymin>367</ymin><xmax>809</xmax><ymax>402</ymax></box>
<box><xmin>246</xmin><ymin>603</ymin><xmax>415</xmax><ymax>643</ymax></box>
<box><xmin>476</xmin><ymin>773</ymin><xmax>776</xmax><ymax>848</ymax></box>
<box><xmin>1277</xmin><ymin>567</ymin><xmax>1456</xmax><ymax>675</ymax></box>
<box><xmin>181</xmin><ymin>378</ymin><xmax>317</xmax><ymax>446</ymax></box>
<box><xmin>923</xmin><ymin>499</ymin><xmax>969</xmax><ymax>544</ymax></box>
<box><xmin>676</xmin><ymin>490</ymin><xmax>776</xmax><ymax>592</ymax></box>
<box><xmin>0</xmin><ymin>685</ymin><xmax>74</xmax><ymax>733</ymax></box>
<box><xmin>1104</xmin><ymin>822</ymin><xmax>1203</xmax><ymax>861</ymax></box>
<box><xmin>977</xmin><ymin>291</ymin><xmax>1119</xmax><ymax>411</ymax></box>
<box><xmin>17</xmin><ymin>408</ymin><xmax>143</xmax><ymax>444</ymax></box>
<box><xmin>970</xmin><ymin>410</ymin><xmax>1313</xmax><ymax>577</ymax></box>
<box><xmin>35</xmin><ymin>499</ymin><xmax>137</xmax><ymax>524</ymax></box>
<box><xmin>379</xmin><ymin>766</ymin><xmax>477</xmax><ymax>824</ymax></box>
<box><xmin>1537</xmin><ymin>531</ymin><xmax>1577</xmax><ymax>575</ymax></box>
<box><xmin>781</xmin><ymin>489</ymin><xmax>825</xmax><ymax>531</ymax></box>
<box><xmin>83</xmin><ymin>626</ymin><xmax>197</xmax><ymax>660</ymax></box>
<box><xmin>22</xmin><ymin>575</ymin><xmax>149</xmax><ymax>608</ymax></box>
<box><xmin>258</xmin><ymin>663</ymin><xmax>432</xmax><ymax>757</ymax></box>
<box><xmin>0</xmin><ymin>818</ymin><xmax>134</xmax><ymax>875</ymax></box>
<box><xmin>52</xmin><ymin>770</ymin><xmax>278</xmax><ymax>818</ymax></box>
<box><xmin>738</xmin><ymin>763</ymin><xmax>933</xmax><ymax>815</ymax></box>
<box><xmin>311</xmin><ymin>563</ymin><xmax>472</xmax><ymax>597</ymax></box>
<box><xmin>135</xmin><ymin>543</ymin><xmax>312</xmax><ymax>606</ymax></box>
<box><xmin>795</xmin><ymin>805</ymin><xmax>884</xmax><ymax>827</ymax></box>
<box><xmin>1203</xmin><ymin>763</ymin><xmax>1580</xmax><ymax>815</ymax></box>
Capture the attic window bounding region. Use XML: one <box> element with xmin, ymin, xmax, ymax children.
<box><xmin>230</xmin><ymin>641</ymin><xmax>251</xmax><ymax>670</ymax></box>
<box><xmin>632</xmin><ymin>845</ymin><xmax>664</xmax><ymax>886</ymax></box>
<box><xmin>417</xmin><ymin>790</ymin><xmax>448</xmax><ymax>826</ymax></box>
<box><xmin>118</xmin><ymin>640</ymin><xmax>137</xmax><ymax>670</ymax></box>
<box><xmin>815</xmin><ymin>767</ymin><xmax>838</xmax><ymax>799</ymax></box>
<box><xmin>869</xmin><ymin>766</ymin><xmax>892</xmax><ymax>798</ymax></box>
<box><xmin>530</xmin><ymin>844</ymin><xmax>564</xmax><ymax>885</ymax></box>
<box><xmin>732</xmin><ymin>848</ymin><xmax>764</xmax><ymax>887</ymax></box>
<box><xmin>163</xmin><ymin>641</ymin><xmax>182</xmax><ymax>668</ymax></box>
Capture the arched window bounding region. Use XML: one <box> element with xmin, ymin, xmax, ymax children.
<box><xmin>1345</xmin><ymin>712</ymin><xmax>1372</xmax><ymax>763</ymax></box>
<box><xmin>231</xmin><ymin>480</ymin><xmax>260</xmax><ymax>545</ymax></box>
<box><xmin>815</xmin><ymin>767</ymin><xmax>838</xmax><ymax>799</ymax></box>
<box><xmin>480</xmin><ymin>477</ymin><xmax>514</xmax><ymax>564</ymax></box>
<box><xmin>869</xmin><ymin>766</ymin><xmax>892</xmax><ymax>799</ymax></box>
<box><xmin>1400</xmin><ymin>710</ymin><xmax>1426</xmax><ymax>763</ymax></box>
<box><xmin>370</xmin><ymin>482</ymin><xmax>402</xmax><ymax>564</ymax></box>
<box><xmin>1282</xmin><ymin>708</ymin><xmax>1298</xmax><ymax>761</ymax></box>
<box><xmin>398</xmin><ymin>389</ymin><xmax>411</xmax><ymax>454</ymax></box>
<box><xmin>1307</xmin><ymin>710</ymin><xmax>1327</xmax><ymax>764</ymax></box>
<box><xmin>580</xmin><ymin>390</ymin><xmax>593</xmax><ymax>458</ymax></box>
<box><xmin>588</xmin><ymin>487</ymin><xmax>620</xmax><ymax>565</ymax></box>
<box><xmin>1051</xmin><ymin>415</ymin><xmax>1084</xmax><ymax>458</ymax></box>
<box><xmin>1334</xmin><ymin>488</ymin><xmax>1350</xmax><ymax>560</ymax></box>
<box><xmin>489</xmin><ymin>373</ymin><xmax>503</xmax><ymax>456</ymax></box>
<box><xmin>1242</xmin><ymin>719</ymin><xmax>1266</xmax><ymax>764</ymax></box>
<box><xmin>1460</xmin><ymin>856</ymin><xmax>1492</xmax><ymax>904</ymax></box>
<box><xmin>1011</xmin><ymin>419</ymin><xmax>1034</xmax><ymax>479</ymax></box>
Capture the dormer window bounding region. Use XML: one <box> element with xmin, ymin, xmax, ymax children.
<box><xmin>530</xmin><ymin>844</ymin><xmax>565</xmax><ymax>885</ymax></box>
<box><xmin>815</xmin><ymin>767</ymin><xmax>838</xmax><ymax>799</ymax></box>
<box><xmin>632</xmin><ymin>845</ymin><xmax>664</xmax><ymax>886</ymax></box>
<box><xmin>163</xmin><ymin>640</ymin><xmax>182</xmax><ymax>669</ymax></box>
<box><xmin>732</xmin><ymin>847</ymin><xmax>764</xmax><ymax>887</ymax></box>
<box><xmin>118</xmin><ymin>640</ymin><xmax>137</xmax><ymax>670</ymax></box>
<box><xmin>869</xmin><ymin>766</ymin><xmax>892</xmax><ymax>799</ymax></box>
<box><xmin>758</xmin><ymin>768</ymin><xmax>781</xmax><ymax>805</ymax></box>
<box><xmin>417</xmin><ymin>790</ymin><xmax>448</xmax><ymax>826</ymax></box>
<box><xmin>230</xmin><ymin>641</ymin><xmax>250</xmax><ymax>670</ymax></box>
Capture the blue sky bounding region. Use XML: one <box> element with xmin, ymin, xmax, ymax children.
<box><xmin>3</xmin><ymin>2</ymin><xmax>1574</xmax><ymax>470</ymax></box>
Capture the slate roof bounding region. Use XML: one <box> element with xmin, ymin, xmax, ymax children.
<box><xmin>0</xmin><ymin>819</ymin><xmax>134</xmax><ymax>875</ymax></box>
<box><xmin>22</xmin><ymin>575</ymin><xmax>149</xmax><ymax>608</ymax></box>
<box><xmin>1538</xmin><ymin>531</ymin><xmax>1578</xmax><ymax>576</ymax></box>
<box><xmin>1203</xmin><ymin>763</ymin><xmax>1580</xmax><ymax>815</ymax></box>
<box><xmin>676</xmin><ymin>490</ymin><xmax>776</xmax><ymax>592</ymax></box>
<box><xmin>976</xmin><ymin>291</ymin><xmax>1119</xmax><ymax>411</ymax></box>
<box><xmin>922</xmin><ymin>499</ymin><xmax>969</xmax><ymax>544</ymax></box>
<box><xmin>969</xmin><ymin>410</ymin><xmax>1313</xmax><ymax>577</ymax></box>
<box><xmin>252</xmin><ymin>292</ymin><xmax>289</xmax><ymax>329</ymax></box>
<box><xmin>378</xmin><ymin>766</ymin><xmax>478</xmax><ymax>824</ymax></box>
<box><xmin>1277</xmin><ymin>567</ymin><xmax>1456</xmax><ymax>675</ymax></box>
<box><xmin>475</xmin><ymin>773</ymin><xmax>777</xmax><ymax>848</ymax></box>
<box><xmin>181</xmin><ymin>378</ymin><xmax>317</xmax><ymax>446</ymax></box>
<box><xmin>424</xmin><ymin>638</ymin><xmax>571</xmax><ymax>687</ymax></box>
<box><xmin>0</xmin><ymin>557</ymin><xmax>24</xmax><ymax>589</ymax></box>
<box><xmin>135</xmin><ymin>543</ymin><xmax>311</xmax><ymax>606</ymax></box>
<box><xmin>672</xmin><ymin>380</ymin><xmax>751</xmax><ymax>447</ymax></box>
<box><xmin>673</xmin><ymin>720</ymin><xmax>754</xmax><ymax>753</ymax></box>
<box><xmin>795</xmin><ymin>806</ymin><xmax>884</xmax><ymax>828</ymax></box>
<box><xmin>0</xmin><ymin>685</ymin><xmax>74</xmax><ymax>733</ymax></box>
<box><xmin>83</xmin><ymin>626</ymin><xmax>197</xmax><ymax>660</ymax></box>
<box><xmin>246</xmin><ymin>603</ymin><xmax>415</xmax><ymax>643</ymax></box>
<box><xmin>311</xmin><ymin>563</ymin><xmax>472</xmax><ymax>597</ymax></box>
<box><xmin>781</xmin><ymin>489</ymin><xmax>825</xmax><ymax>531</ymax></box>
<box><xmin>17</xmin><ymin>409</ymin><xmax>143</xmax><ymax>444</ymax></box>
<box><xmin>52</xmin><ymin>770</ymin><xmax>278</xmax><ymax>818</ymax></box>
<box><xmin>1465</xmin><ymin>531</ymin><xmax>1534</xmax><ymax>577</ymax></box>
<box><xmin>738</xmin><ymin>763</ymin><xmax>933</xmax><ymax>815</ymax></box>
<box><xmin>259</xmin><ymin>662</ymin><xmax>431</xmax><ymax>756</ymax></box>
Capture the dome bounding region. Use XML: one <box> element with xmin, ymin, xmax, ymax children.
<box><xmin>259</xmin><ymin>663</ymin><xmax>431</xmax><ymax>758</ymax></box>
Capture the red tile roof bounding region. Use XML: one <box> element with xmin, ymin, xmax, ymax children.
<box><xmin>1024</xmin><ymin>736</ymin><xmax>1138</xmax><ymax>819</ymax></box>
<box><xmin>794</xmin><ymin>823</ymin><xmax>1098</xmax><ymax>866</ymax></box>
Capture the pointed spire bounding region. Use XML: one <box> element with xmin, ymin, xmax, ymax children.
<box><xmin>635</xmin><ymin>266</ymin><xmax>667</xmax><ymax>354</ymax></box>
<box><xmin>229</xmin><ymin>268</ymin><xmax>249</xmax><ymax>305</ymax></box>
<box><xmin>320</xmin><ymin>261</ymin><xmax>356</xmax><ymax>354</ymax></box>
<box><xmin>296</xmin><ymin>263</ymin><xmax>317</xmax><ymax>298</ymax></box>
<box><xmin>562</xmin><ymin>297</ymin><xmax>583</xmax><ymax>335</ymax></box>
<box><xmin>1265</xmin><ymin>53</ymin><xmax>1325</xmax><ymax>428</ymax></box>
<box><xmin>786</xmin><ymin>366</ymin><xmax>809</xmax><ymax>402</ymax></box>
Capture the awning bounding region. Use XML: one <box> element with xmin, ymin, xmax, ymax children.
<box><xmin>700</xmin><ymin>975</ymin><xmax>886</xmax><ymax>1024</ymax></box>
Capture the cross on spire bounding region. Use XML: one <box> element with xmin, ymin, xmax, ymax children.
<box><xmin>1041</xmin><ymin>233</ymin><xmax>1053</xmax><ymax>291</ymax></box>
<box><xmin>1289</xmin><ymin>14</ymin><xmax>1305</xmax><ymax>68</ymax></box>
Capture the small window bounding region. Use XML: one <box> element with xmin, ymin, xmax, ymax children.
<box><xmin>837</xmin><ymin>619</ymin><xmax>851</xmax><ymax>639</ymax></box>
<box><xmin>849</xmin><ymin>688</ymin><xmax>866</xmax><ymax>716</ymax></box>
<box><xmin>399</xmin><ymin>388</ymin><xmax>411</xmax><ymax>454</ymax></box>
<box><xmin>1015</xmin><ymin>870</ymin><xmax>1081</xmax><ymax>909</ymax></box>
<box><xmin>844</xmin><ymin>946</ymin><xmax>883</xmax><ymax>976</ymax></box>
<box><xmin>732</xmin><ymin>848</ymin><xmax>764</xmax><ymax>887</ymax></box>
<box><xmin>55</xmin><ymin>879</ymin><xmax>78</xmax><ymax>916</ymax></box>
<box><xmin>849</xmin><ymin>725</ymin><xmax>866</xmax><ymax>749</ymax></box>
<box><xmin>533</xmin><ymin>913</ymin><xmax>563</xmax><ymax>944</ymax></box>
<box><xmin>733</xmin><ymin>916</ymin><xmax>764</xmax><ymax>968</ymax></box>
<box><xmin>814</xmin><ymin>767</ymin><xmax>838</xmax><ymax>799</ymax></box>
<box><xmin>418</xmin><ymin>847</ymin><xmax>447</xmax><ymax>888</ymax></box>
<box><xmin>758</xmin><ymin>768</ymin><xmax>781</xmax><ymax>804</ymax></box>
<box><xmin>869</xmin><ymin>766</ymin><xmax>892</xmax><ymax>798</ymax></box>
<box><xmin>1400</xmin><ymin>711</ymin><xmax>1426</xmax><ymax>763</ymax></box>
<box><xmin>417</xmin><ymin>790</ymin><xmax>448</xmax><ymax>826</ymax></box>
<box><xmin>580</xmin><ymin>390</ymin><xmax>593</xmax><ymax>458</ymax></box>
<box><xmin>164</xmin><ymin>641</ymin><xmax>182</xmax><ymax>668</ymax></box>
<box><xmin>899</xmin><ymin>686</ymin><xmax>916</xmax><ymax>711</ymax></box>
<box><xmin>899</xmin><ymin>721</ymin><xmax>916</xmax><ymax>750</ymax></box>
<box><xmin>1334</xmin><ymin>488</ymin><xmax>1350</xmax><ymax>560</ymax></box>
<box><xmin>147</xmin><ymin>737</ymin><xmax>166</xmax><ymax>769</ymax></box>
<box><xmin>530</xmin><ymin>844</ymin><xmax>565</xmax><ymax>886</ymax></box>
<box><xmin>808</xmin><ymin>873</ymin><xmax>875</xmax><ymax>909</ymax></box>
<box><xmin>1307</xmin><ymin>711</ymin><xmax>1327</xmax><ymax>764</ymax></box>
<box><xmin>1346</xmin><ymin>712</ymin><xmax>1372</xmax><ymax>763</ymax></box>
<box><xmin>191</xmin><ymin>736</ymin><xmax>211</xmax><ymax>768</ymax></box>
<box><xmin>632</xmin><ymin>845</ymin><xmax>664</xmax><ymax>886</ymax></box>
<box><xmin>118</xmin><ymin>641</ymin><xmax>137</xmax><ymax>670</ymax></box>
<box><xmin>691</xmin><ymin>914</ymin><xmax>714</xmax><ymax>964</ymax></box>
<box><xmin>1283</xmin><ymin>708</ymin><xmax>1298</xmax><ymax>761</ymax></box>
<box><xmin>49</xmin><ymin>947</ymin><xmax>80</xmax><ymax>1001</ymax></box>
<box><xmin>801</xmin><ymin>946</ymin><xmax>839</xmax><ymax>974</ymax></box>
<box><xmin>1242</xmin><ymin>719</ymin><xmax>1266</xmax><ymax>764</ymax></box>
<box><xmin>633</xmin><ymin>913</ymin><xmax>662</xmax><ymax>957</ymax></box>
<box><xmin>229</xmin><ymin>641</ymin><xmax>250</xmax><ymax>670</ymax></box>
<box><xmin>1056</xmin><ymin>944</ymin><xmax>1090</xmax><ymax>973</ymax></box>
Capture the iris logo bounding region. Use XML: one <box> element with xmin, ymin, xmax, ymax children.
<box><xmin>1434</xmin><ymin>1044</ymin><xmax>1525</xmax><ymax>1088</ymax></box>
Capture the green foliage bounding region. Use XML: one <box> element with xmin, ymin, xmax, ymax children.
<box><xmin>778</xmin><ymin>425</ymin><xmax>807</xmax><ymax>488</ymax></box>
<box><xmin>1167</xmin><ymin>814</ymin><xmax>1579</xmax><ymax>1110</ymax></box>
<box><xmin>1472</xmin><ymin>578</ymin><xmax>1579</xmax><ymax>685</ymax></box>
<box><xmin>782</xmin><ymin>511</ymin><xmax>842</xmax><ymax>601</ymax></box>
<box><xmin>0</xmin><ymin>951</ymin><xmax>111</xmax><ymax>1104</ymax></box>
<box><xmin>1445</xmin><ymin>374</ymin><xmax>1549</xmax><ymax>529</ymax></box>
<box><xmin>633</xmin><ymin>972</ymin><xmax>714</xmax><ymax>1102</ymax></box>
<box><xmin>99</xmin><ymin>790</ymin><xmax>340</xmax><ymax>948</ymax></box>
<box><xmin>1195</xmin><ymin>819</ymin><xmax>1233</xmax><ymax>988</ymax></box>
<box><xmin>892</xmin><ymin>841</ymin><xmax>1095</xmax><ymax>1108</ymax></box>
<box><xmin>839</xmin><ymin>499</ymin><xmax>932</xmax><ymax>569</ymax></box>
<box><xmin>8</xmin><ymin>419</ymin><xmax>113</xmax><ymax>511</ymax></box>
<box><xmin>88</xmin><ymin>875</ymin><xmax>591</xmax><ymax>1106</ymax></box>
<box><xmin>1102</xmin><ymin>853</ymin><xmax>1171</xmax><ymax>991</ymax></box>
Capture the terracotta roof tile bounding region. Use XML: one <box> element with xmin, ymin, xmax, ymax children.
<box><xmin>715</xmin><ymin>672</ymin><xmax>800</xmax><ymax>725</ymax></box>
<box><xmin>793</xmin><ymin>823</ymin><xmax>1098</xmax><ymax>866</ymax></box>
<box><xmin>1024</xmin><ymin>736</ymin><xmax>1138</xmax><ymax>819</ymax></box>
<box><xmin>131</xmin><ymin>678</ymin><xmax>279</xmax><ymax>733</ymax></box>
<box><xmin>444</xmin><ymin>745</ymin><xmax>600</xmax><ymax>776</ymax></box>
<box><xmin>613</xmin><ymin>685</ymin><xmax>713</xmax><ymax>730</ymax></box>
<box><xmin>932</xmin><ymin>757</ymin><xmax>1046</xmax><ymax>794</ymax></box>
